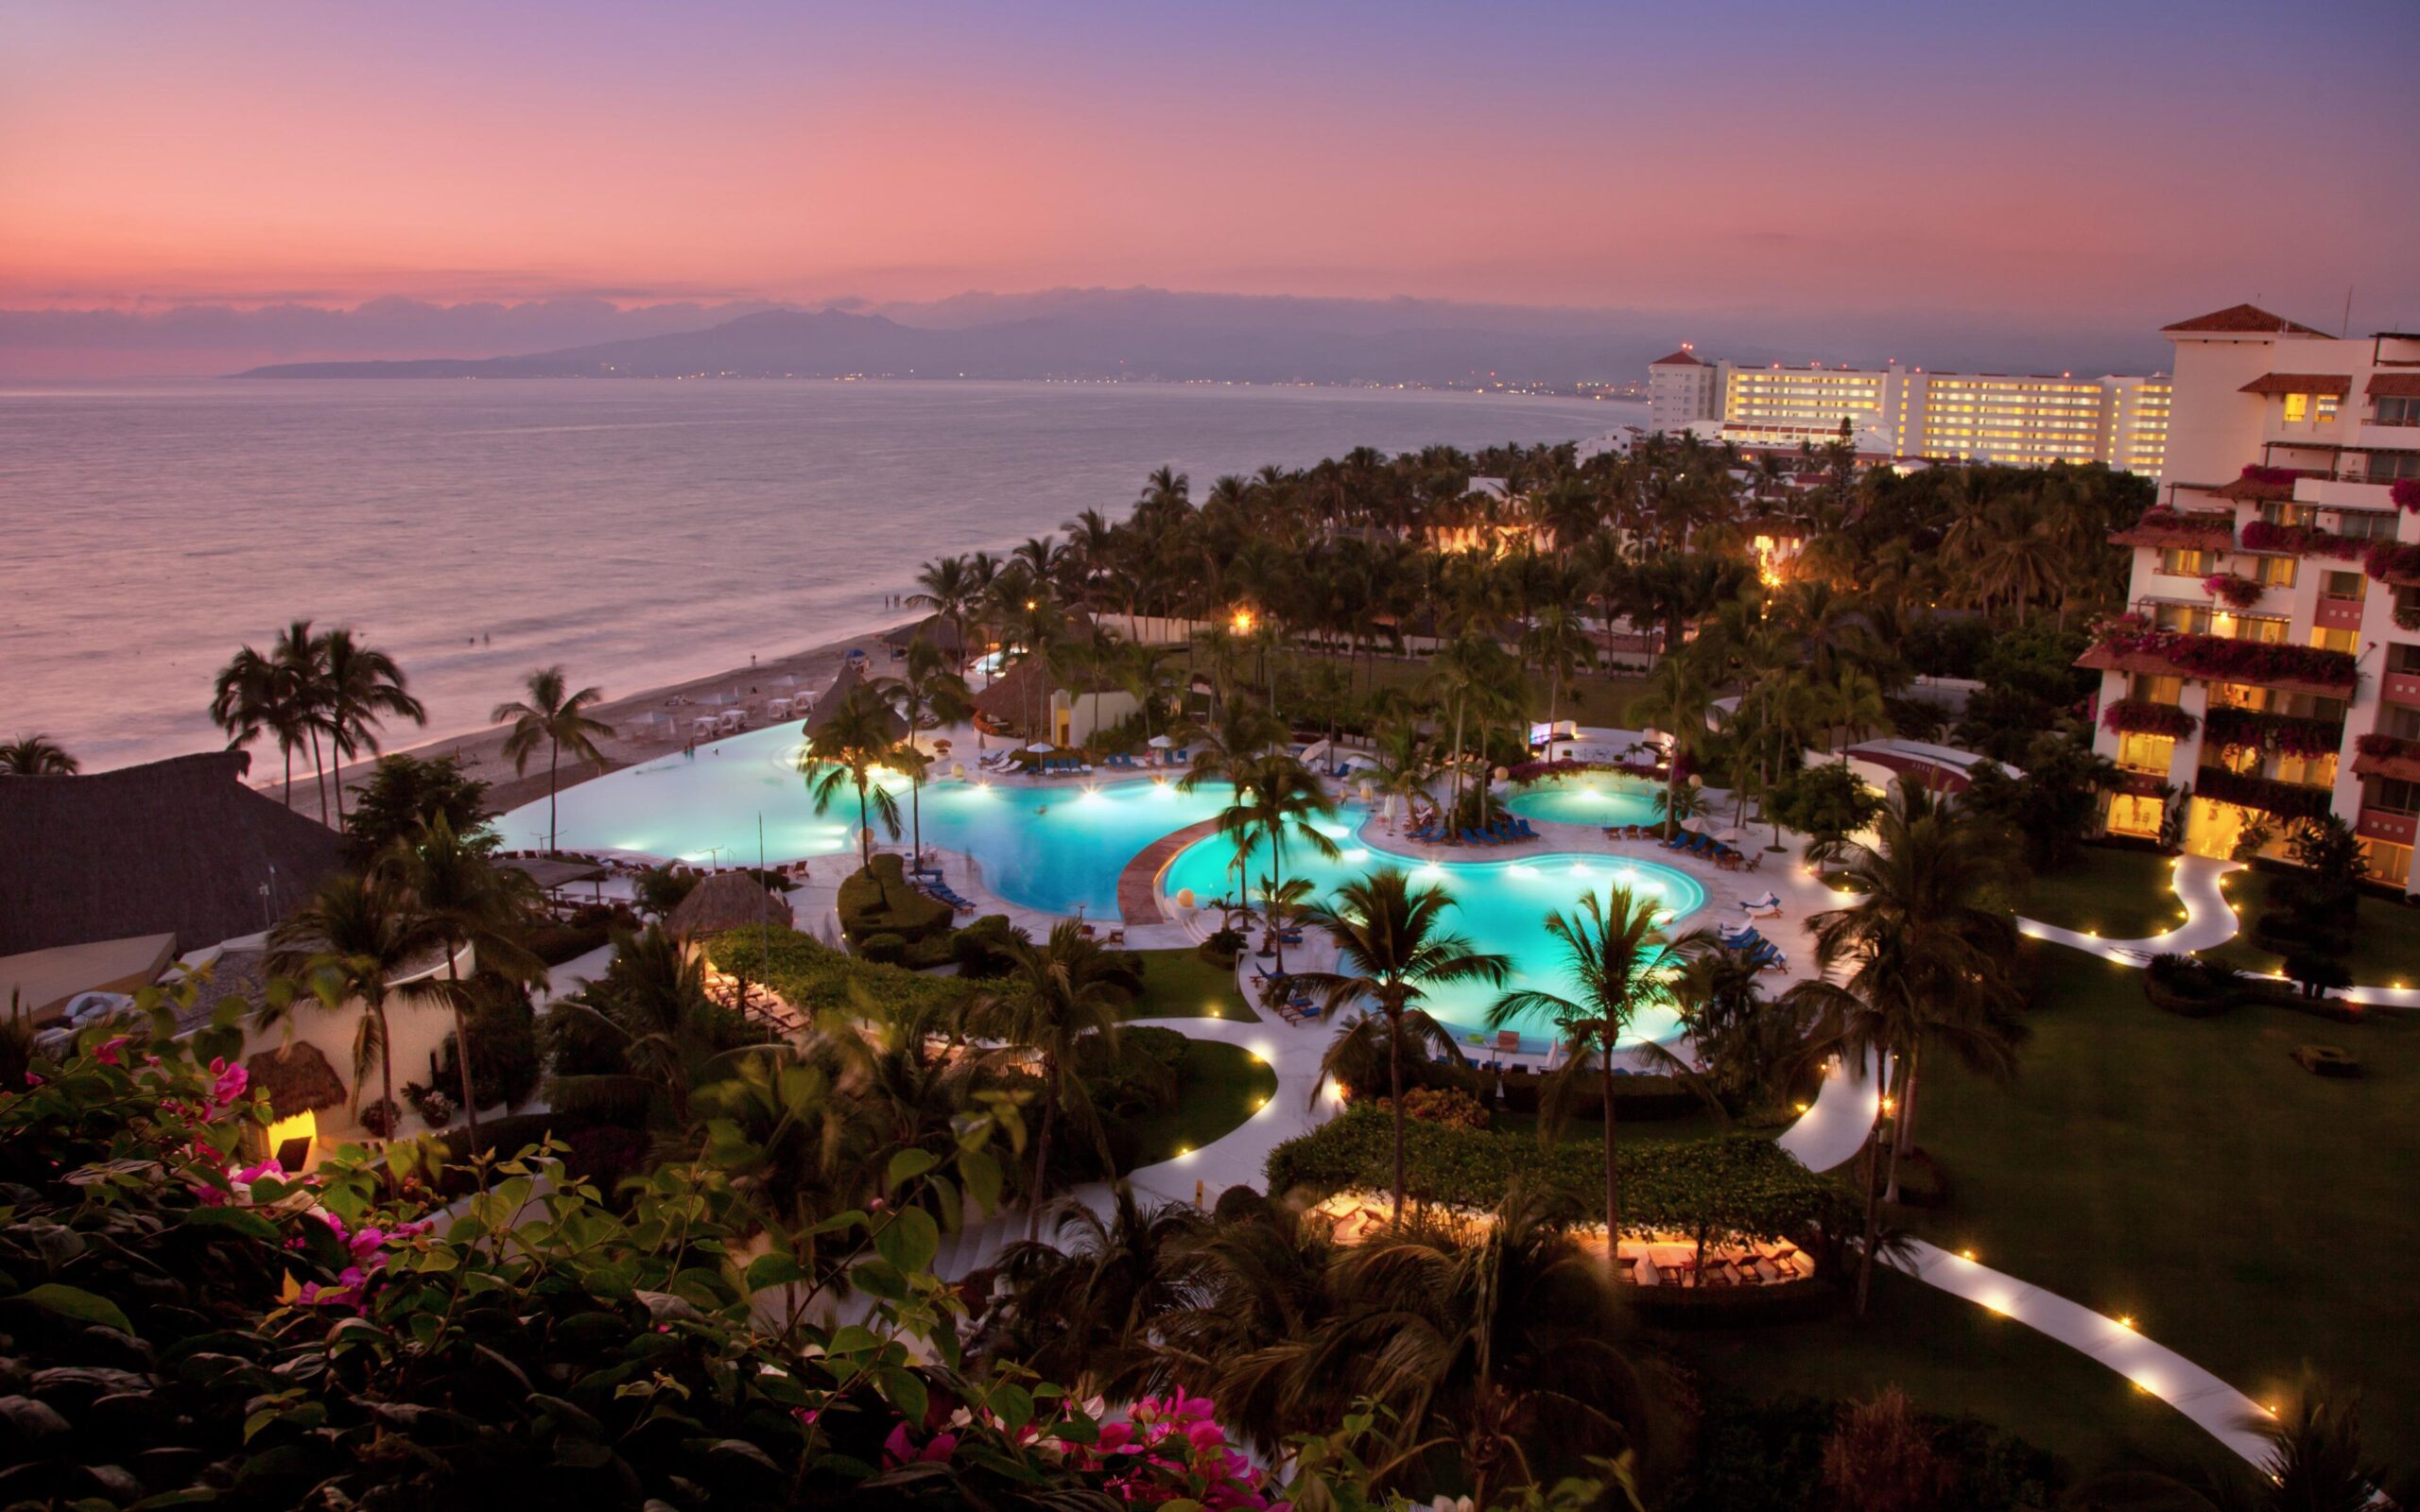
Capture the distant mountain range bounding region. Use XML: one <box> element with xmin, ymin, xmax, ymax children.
<box><xmin>234</xmin><ymin>302</ymin><xmax>1653</xmax><ymax>385</ymax></box>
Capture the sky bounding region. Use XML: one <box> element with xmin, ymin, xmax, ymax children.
<box><xmin>4</xmin><ymin>0</ymin><xmax>2417</xmax><ymax>373</ymax></box>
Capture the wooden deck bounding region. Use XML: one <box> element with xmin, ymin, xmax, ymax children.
<box><xmin>1115</xmin><ymin>817</ymin><xmax>1223</xmax><ymax>925</ymax></box>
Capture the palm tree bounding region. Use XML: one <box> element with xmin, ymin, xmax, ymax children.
<box><xmin>318</xmin><ymin>627</ymin><xmax>425</xmax><ymax>828</ymax></box>
<box><xmin>1293</xmin><ymin>868</ymin><xmax>1509</xmax><ymax>1223</ymax></box>
<box><xmin>545</xmin><ymin>924</ymin><xmax>764</xmax><ymax>1130</ymax></box>
<box><xmin>878</xmin><ymin>637</ymin><xmax>972</xmax><ymax>862</ymax></box>
<box><xmin>1290</xmin><ymin>1185</ymin><xmax>1650</xmax><ymax>1504</ymax></box>
<box><xmin>1207</xmin><ymin>752</ymin><xmax>1339</xmax><ymax>973</ymax></box>
<box><xmin>0</xmin><ymin>734</ymin><xmax>78</xmax><ymax>776</ymax></box>
<box><xmin>383</xmin><ymin>814</ymin><xmax>544</xmax><ymax>1149</ymax></box>
<box><xmin>907</xmin><ymin>553</ymin><xmax>981</xmax><ymax>682</ymax></box>
<box><xmin>968</xmin><ymin>920</ymin><xmax>1132</xmax><ymax>1237</ymax></box>
<box><xmin>1629</xmin><ymin>649</ymin><xmax>1718</xmax><ymax>840</ymax></box>
<box><xmin>266</xmin><ymin>868</ymin><xmax>418</xmax><ymax>1130</ymax></box>
<box><xmin>1521</xmin><ymin>600</ymin><xmax>1596</xmax><ymax>756</ymax></box>
<box><xmin>491</xmin><ymin>666</ymin><xmax>614</xmax><ymax>853</ymax></box>
<box><xmin>798</xmin><ymin>681</ymin><xmax>903</xmax><ymax>872</ymax></box>
<box><xmin>1485</xmin><ymin>887</ymin><xmax>1689</xmax><ymax>1268</ymax></box>
<box><xmin>271</xmin><ymin>620</ymin><xmax>336</xmax><ymax>825</ymax></box>
<box><xmin>982</xmin><ymin>1183</ymin><xmax>1207</xmax><ymax>1398</ymax></box>
<box><xmin>213</xmin><ymin>638</ymin><xmax>309</xmax><ymax>810</ymax></box>
<box><xmin>1783</xmin><ymin>781</ymin><xmax>2024</xmax><ymax>1314</ymax></box>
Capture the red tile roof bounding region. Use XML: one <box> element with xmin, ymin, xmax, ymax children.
<box><xmin>2369</xmin><ymin>374</ymin><xmax>2420</xmax><ymax>398</ymax></box>
<box><xmin>2239</xmin><ymin>371</ymin><xmax>2351</xmax><ymax>396</ymax></box>
<box><xmin>2161</xmin><ymin>303</ymin><xmax>2326</xmax><ymax>337</ymax></box>
<box><xmin>1648</xmin><ymin>348</ymin><xmax>1705</xmax><ymax>367</ymax></box>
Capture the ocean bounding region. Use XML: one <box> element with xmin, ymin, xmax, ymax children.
<box><xmin>0</xmin><ymin>378</ymin><xmax>1634</xmax><ymax>771</ymax></box>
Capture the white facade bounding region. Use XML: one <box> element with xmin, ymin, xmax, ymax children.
<box><xmin>1647</xmin><ymin>347</ymin><xmax>1721</xmax><ymax>434</ymax></box>
<box><xmin>2086</xmin><ymin>305</ymin><xmax>2420</xmax><ymax>888</ymax></box>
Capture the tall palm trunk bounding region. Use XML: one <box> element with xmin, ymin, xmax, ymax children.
<box><xmin>1885</xmin><ymin>1040</ymin><xmax>1921</xmax><ymax>1203</ymax></box>
<box><xmin>1028</xmin><ymin>1056</ymin><xmax>1058</xmax><ymax>1240</ymax></box>
<box><xmin>372</xmin><ymin>1001</ymin><xmax>395</xmax><ymax>1137</ymax></box>
<box><xmin>1601</xmin><ymin>1043</ymin><xmax>1622</xmax><ymax>1279</ymax></box>
<box><xmin>444</xmin><ymin>944</ymin><xmax>480</xmax><ymax>1149</ymax></box>
<box><xmin>546</xmin><ymin>736</ymin><xmax>562</xmax><ymax>852</ymax></box>
<box><xmin>1387</xmin><ymin>1002</ymin><xmax>1408</xmax><ymax>1226</ymax></box>
<box><xmin>283</xmin><ymin>747</ymin><xmax>295</xmax><ymax>810</ymax></box>
<box><xmin>308</xmin><ymin>727</ymin><xmax>329</xmax><ymax>826</ymax></box>
<box><xmin>1854</xmin><ymin>1118</ymin><xmax>1883</xmax><ymax>1316</ymax></box>
<box><xmin>856</xmin><ymin>774</ymin><xmax>874</xmax><ymax>869</ymax></box>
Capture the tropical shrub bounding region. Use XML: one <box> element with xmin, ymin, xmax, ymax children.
<box><xmin>342</xmin><ymin>752</ymin><xmax>493</xmax><ymax>866</ymax></box>
<box><xmin>951</xmin><ymin>914</ymin><xmax>1029</xmax><ymax>977</ymax></box>
<box><xmin>838</xmin><ymin>853</ymin><xmax>956</xmax><ymax>944</ymax></box>
<box><xmin>1768</xmin><ymin>761</ymin><xmax>1884</xmax><ymax>846</ymax></box>
<box><xmin>1375</xmin><ymin>1084</ymin><xmax>1492</xmax><ymax>1130</ymax></box>
<box><xmin>632</xmin><ymin>862</ymin><xmax>702</xmax><ymax>916</ymax></box>
<box><xmin>2141</xmin><ymin>952</ymin><xmax>2242</xmax><ymax>1016</ymax></box>
<box><xmin>703</xmin><ymin>924</ymin><xmax>971</xmax><ymax>1020</ymax></box>
<box><xmin>859</xmin><ymin>931</ymin><xmax>909</xmax><ymax>965</ymax></box>
<box><xmin>1266</xmin><ymin>1108</ymin><xmax>1848</xmax><ymax>1243</ymax></box>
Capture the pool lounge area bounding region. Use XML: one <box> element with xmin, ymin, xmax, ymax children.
<box><xmin>496</xmin><ymin>726</ymin><xmax>1721</xmax><ymax>1043</ymax></box>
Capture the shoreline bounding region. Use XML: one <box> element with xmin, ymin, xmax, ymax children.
<box><xmin>295</xmin><ymin>616</ymin><xmax>922</xmax><ymax>821</ymax></box>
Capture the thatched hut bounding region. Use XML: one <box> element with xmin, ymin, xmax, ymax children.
<box><xmin>243</xmin><ymin>1041</ymin><xmax>349</xmax><ymax>1168</ymax></box>
<box><xmin>664</xmin><ymin>872</ymin><xmax>793</xmax><ymax>943</ymax></box>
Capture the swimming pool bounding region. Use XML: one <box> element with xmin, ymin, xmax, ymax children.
<box><xmin>498</xmin><ymin>737</ymin><xmax>1706</xmax><ymax>1040</ymax></box>
<box><xmin>1502</xmin><ymin>772</ymin><xmax>1665</xmax><ymax>830</ymax></box>
<box><xmin>494</xmin><ymin>726</ymin><xmax>1239</xmax><ymax>915</ymax></box>
<box><xmin>1159</xmin><ymin>833</ymin><xmax>1705</xmax><ymax>1042</ymax></box>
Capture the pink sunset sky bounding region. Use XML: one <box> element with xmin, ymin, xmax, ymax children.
<box><xmin>4</xmin><ymin>0</ymin><xmax>2416</xmax><ymax>367</ymax></box>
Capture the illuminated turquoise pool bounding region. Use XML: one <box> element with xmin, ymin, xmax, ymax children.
<box><xmin>1502</xmin><ymin>773</ymin><xmax>1665</xmax><ymax>829</ymax></box>
<box><xmin>1160</xmin><ymin>833</ymin><xmax>1704</xmax><ymax>1042</ymax></box>
<box><xmin>498</xmin><ymin>731</ymin><xmax>1707</xmax><ymax>1039</ymax></box>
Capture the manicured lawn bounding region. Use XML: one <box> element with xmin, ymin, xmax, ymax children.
<box><xmin>1123</xmin><ymin>947</ymin><xmax>1259</xmax><ymax>1023</ymax></box>
<box><xmin>2201</xmin><ymin>872</ymin><xmax>2420</xmax><ymax>988</ymax></box>
<box><xmin>1124</xmin><ymin>1039</ymin><xmax>1278</xmax><ymax>1170</ymax></box>
<box><xmin>1904</xmin><ymin>943</ymin><xmax>2420</xmax><ymax>1458</ymax></box>
<box><xmin>1666</xmin><ymin>1268</ymin><xmax>2221</xmax><ymax>1475</ymax></box>
<box><xmin>2018</xmin><ymin>846</ymin><xmax>2188</xmax><ymax>941</ymax></box>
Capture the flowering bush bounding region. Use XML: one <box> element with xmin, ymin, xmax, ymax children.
<box><xmin>1377</xmin><ymin>1084</ymin><xmax>1493</xmax><ymax>1130</ymax></box>
<box><xmin>2099</xmin><ymin>698</ymin><xmax>2199</xmax><ymax>739</ymax></box>
<box><xmin>2394</xmin><ymin>478</ymin><xmax>2420</xmax><ymax>514</ymax></box>
<box><xmin>2240</xmin><ymin>464</ymin><xmax>2301</xmax><ymax>487</ymax></box>
<box><xmin>2204</xmin><ymin>705</ymin><xmax>2345</xmax><ymax>761</ymax></box>
<box><xmin>2356</xmin><ymin>731</ymin><xmax>2420</xmax><ymax>763</ymax></box>
<box><xmin>2088</xmin><ymin>615</ymin><xmax>2358</xmax><ymax>690</ymax></box>
<box><xmin>2118</xmin><ymin>506</ymin><xmax>2235</xmax><ymax>544</ymax></box>
<box><xmin>2239</xmin><ymin>519</ymin><xmax>2366</xmax><ymax>560</ymax></box>
<box><xmin>2365</xmin><ymin>540</ymin><xmax>2420</xmax><ymax>584</ymax></box>
<box><xmin>2201</xmin><ymin>572</ymin><xmax>2265</xmax><ymax>608</ymax></box>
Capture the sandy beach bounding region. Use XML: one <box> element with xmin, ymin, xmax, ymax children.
<box><xmin>307</xmin><ymin>619</ymin><xmax>921</xmax><ymax>820</ymax></box>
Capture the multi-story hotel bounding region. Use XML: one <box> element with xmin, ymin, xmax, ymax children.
<box><xmin>1647</xmin><ymin>349</ymin><xmax>2172</xmax><ymax>474</ymax></box>
<box><xmin>2084</xmin><ymin>303</ymin><xmax>2420</xmax><ymax>888</ymax></box>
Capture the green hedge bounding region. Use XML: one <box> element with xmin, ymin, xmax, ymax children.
<box><xmin>836</xmin><ymin>854</ymin><xmax>956</xmax><ymax>943</ymax></box>
<box><xmin>1266</xmin><ymin>1108</ymin><xmax>1848</xmax><ymax>1241</ymax></box>
<box><xmin>702</xmin><ymin>924</ymin><xmax>971</xmax><ymax>1019</ymax></box>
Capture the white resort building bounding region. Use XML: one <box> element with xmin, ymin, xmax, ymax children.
<box><xmin>2084</xmin><ymin>304</ymin><xmax>2420</xmax><ymax>889</ymax></box>
<box><xmin>1647</xmin><ymin>346</ymin><xmax>2171</xmax><ymax>474</ymax></box>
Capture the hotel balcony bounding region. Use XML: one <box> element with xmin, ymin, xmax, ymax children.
<box><xmin>2357</xmin><ymin>807</ymin><xmax>2418</xmax><ymax>849</ymax></box>
<box><xmin>2078</xmin><ymin>629</ymin><xmax>2358</xmax><ymax>700</ymax></box>
<box><xmin>2353</xmin><ymin>733</ymin><xmax>2420</xmax><ymax>784</ymax></box>
<box><xmin>2109</xmin><ymin>508</ymin><xmax>2235</xmax><ymax>551</ymax></box>
<box><xmin>2316</xmin><ymin>593</ymin><xmax>2368</xmax><ymax>631</ymax></box>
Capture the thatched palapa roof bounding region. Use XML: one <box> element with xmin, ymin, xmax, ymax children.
<box><xmin>0</xmin><ymin>751</ymin><xmax>342</xmax><ymax>957</ymax></box>
<box><xmin>666</xmin><ymin>872</ymin><xmax>793</xmax><ymax>940</ymax></box>
<box><xmin>245</xmin><ymin>1042</ymin><xmax>348</xmax><ymax>1120</ymax></box>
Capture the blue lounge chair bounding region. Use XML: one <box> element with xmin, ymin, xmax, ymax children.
<box><xmin>1462</xmin><ymin>828</ymin><xmax>1492</xmax><ymax>846</ymax></box>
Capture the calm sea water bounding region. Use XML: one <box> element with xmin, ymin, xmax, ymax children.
<box><xmin>0</xmin><ymin>379</ymin><xmax>1632</xmax><ymax>770</ymax></box>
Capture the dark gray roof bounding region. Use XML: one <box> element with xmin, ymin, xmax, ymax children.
<box><xmin>0</xmin><ymin>750</ymin><xmax>343</xmax><ymax>956</ymax></box>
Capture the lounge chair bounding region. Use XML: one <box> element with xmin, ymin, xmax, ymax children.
<box><xmin>1461</xmin><ymin>828</ymin><xmax>1493</xmax><ymax>847</ymax></box>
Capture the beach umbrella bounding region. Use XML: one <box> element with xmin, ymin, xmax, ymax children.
<box><xmin>1027</xmin><ymin>741</ymin><xmax>1054</xmax><ymax>753</ymax></box>
<box><xmin>1147</xmin><ymin>734</ymin><xmax>1175</xmax><ymax>748</ymax></box>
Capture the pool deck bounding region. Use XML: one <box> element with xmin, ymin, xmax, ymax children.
<box><xmin>1116</xmin><ymin>817</ymin><xmax>1224</xmax><ymax>924</ymax></box>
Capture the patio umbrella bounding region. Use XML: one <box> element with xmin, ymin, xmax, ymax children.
<box><xmin>1026</xmin><ymin>741</ymin><xmax>1055</xmax><ymax>753</ymax></box>
<box><xmin>1147</xmin><ymin>734</ymin><xmax>1175</xmax><ymax>748</ymax></box>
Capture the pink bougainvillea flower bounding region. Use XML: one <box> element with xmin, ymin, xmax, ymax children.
<box><xmin>94</xmin><ymin>1037</ymin><xmax>130</xmax><ymax>1066</ymax></box>
<box><xmin>881</xmin><ymin>1423</ymin><xmax>958</xmax><ymax>1469</ymax></box>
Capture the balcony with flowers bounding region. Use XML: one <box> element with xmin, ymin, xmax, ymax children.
<box><xmin>2099</xmin><ymin>697</ymin><xmax>2199</xmax><ymax>740</ymax></box>
<box><xmin>2078</xmin><ymin>613</ymin><xmax>2359</xmax><ymax>698</ymax></box>
<box><xmin>2366</xmin><ymin>540</ymin><xmax>2420</xmax><ymax>589</ymax></box>
<box><xmin>2109</xmin><ymin>506</ymin><xmax>2237</xmax><ymax>551</ymax></box>
<box><xmin>2210</xmin><ymin>463</ymin><xmax>2308</xmax><ymax>504</ymax></box>
<box><xmin>2203</xmin><ymin>704</ymin><xmax>2346</xmax><ymax>763</ymax></box>
<box><xmin>2353</xmin><ymin>731</ymin><xmax>2420</xmax><ymax>784</ymax></box>
<box><xmin>2199</xmin><ymin>571</ymin><xmax>2266</xmax><ymax>609</ymax></box>
<box><xmin>2238</xmin><ymin>518</ymin><xmax>2371</xmax><ymax>560</ymax></box>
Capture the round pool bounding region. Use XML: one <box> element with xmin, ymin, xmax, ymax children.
<box><xmin>1502</xmin><ymin>773</ymin><xmax>1665</xmax><ymax>830</ymax></box>
<box><xmin>1159</xmin><ymin>833</ymin><xmax>1705</xmax><ymax>1043</ymax></box>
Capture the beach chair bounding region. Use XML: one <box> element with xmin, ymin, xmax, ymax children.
<box><xmin>1461</xmin><ymin>828</ymin><xmax>1493</xmax><ymax>847</ymax></box>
